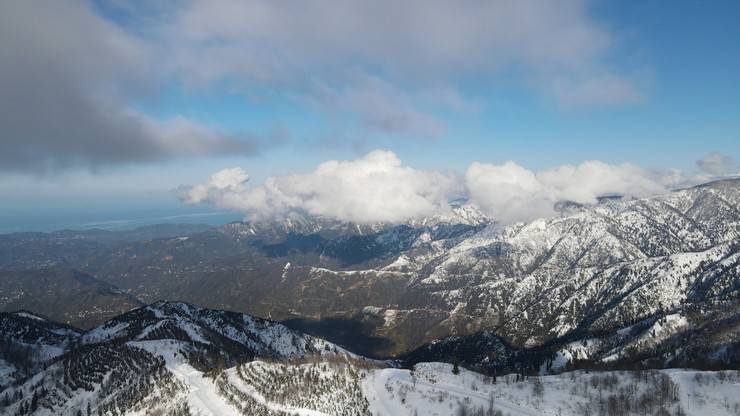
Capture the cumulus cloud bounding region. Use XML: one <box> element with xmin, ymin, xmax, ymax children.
<box><xmin>180</xmin><ymin>167</ymin><xmax>250</xmax><ymax>205</ymax></box>
<box><xmin>0</xmin><ymin>1</ymin><xmax>261</xmax><ymax>174</ymax></box>
<box><xmin>465</xmin><ymin>160</ymin><xmax>674</xmax><ymax>223</ymax></box>
<box><xmin>180</xmin><ymin>150</ymin><xmax>458</xmax><ymax>223</ymax></box>
<box><xmin>696</xmin><ymin>152</ymin><xmax>738</xmax><ymax>176</ymax></box>
<box><xmin>182</xmin><ymin>150</ymin><xmax>706</xmax><ymax>225</ymax></box>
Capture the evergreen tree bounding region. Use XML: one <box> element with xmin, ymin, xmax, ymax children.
<box><xmin>30</xmin><ymin>392</ymin><xmax>38</xmax><ymax>412</ymax></box>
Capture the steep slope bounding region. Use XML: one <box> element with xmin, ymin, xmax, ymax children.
<box><xmin>81</xmin><ymin>301</ymin><xmax>352</xmax><ymax>360</ymax></box>
<box><xmin>1</xmin><ymin>304</ymin><xmax>738</xmax><ymax>416</ymax></box>
<box><xmin>265</xmin><ymin>179</ymin><xmax>737</xmax><ymax>357</ymax></box>
<box><xmin>0</xmin><ymin>311</ymin><xmax>81</xmax><ymax>386</ymax></box>
<box><xmin>384</xmin><ymin>179</ymin><xmax>739</xmax><ymax>365</ymax></box>
<box><xmin>0</xmin><ymin>302</ymin><xmax>360</xmax><ymax>415</ymax></box>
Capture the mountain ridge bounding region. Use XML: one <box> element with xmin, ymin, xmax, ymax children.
<box><xmin>0</xmin><ymin>178</ymin><xmax>737</xmax><ymax>363</ymax></box>
<box><xmin>1</xmin><ymin>301</ymin><xmax>738</xmax><ymax>416</ymax></box>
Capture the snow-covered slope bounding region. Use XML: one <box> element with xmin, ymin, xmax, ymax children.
<box><xmin>0</xmin><ymin>302</ymin><xmax>363</xmax><ymax>415</ymax></box>
<box><xmin>6</xmin><ymin>352</ymin><xmax>738</xmax><ymax>416</ymax></box>
<box><xmin>0</xmin><ymin>311</ymin><xmax>81</xmax><ymax>384</ymax></box>
<box><xmin>80</xmin><ymin>301</ymin><xmax>349</xmax><ymax>360</ymax></box>
<box><xmin>301</xmin><ymin>178</ymin><xmax>739</xmax><ymax>360</ymax></box>
<box><xmin>2</xmin><ymin>301</ymin><xmax>738</xmax><ymax>416</ymax></box>
<box><xmin>363</xmin><ymin>363</ymin><xmax>740</xmax><ymax>416</ymax></box>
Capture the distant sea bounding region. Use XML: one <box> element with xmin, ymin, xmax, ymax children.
<box><xmin>0</xmin><ymin>208</ymin><xmax>243</xmax><ymax>234</ymax></box>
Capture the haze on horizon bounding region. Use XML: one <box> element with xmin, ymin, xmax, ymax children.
<box><xmin>1</xmin><ymin>0</ymin><xmax>738</xmax><ymax>231</ymax></box>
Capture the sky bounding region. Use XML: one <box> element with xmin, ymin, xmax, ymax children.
<box><xmin>0</xmin><ymin>0</ymin><xmax>738</xmax><ymax>231</ymax></box>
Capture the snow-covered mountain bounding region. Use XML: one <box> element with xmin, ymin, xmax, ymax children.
<box><xmin>80</xmin><ymin>301</ymin><xmax>351</xmax><ymax>359</ymax></box>
<box><xmin>220</xmin><ymin>202</ymin><xmax>490</xmax><ymax>241</ymax></box>
<box><xmin>298</xmin><ymin>179</ymin><xmax>738</xmax><ymax>362</ymax></box>
<box><xmin>2</xmin><ymin>303</ymin><xmax>738</xmax><ymax>416</ymax></box>
<box><xmin>0</xmin><ymin>311</ymin><xmax>81</xmax><ymax>387</ymax></box>
<box><xmin>0</xmin><ymin>301</ymin><xmax>370</xmax><ymax>415</ymax></box>
<box><xmin>0</xmin><ymin>179</ymin><xmax>737</xmax><ymax>412</ymax></box>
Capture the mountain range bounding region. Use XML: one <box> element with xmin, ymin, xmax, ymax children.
<box><xmin>0</xmin><ymin>178</ymin><xmax>738</xmax><ymax>415</ymax></box>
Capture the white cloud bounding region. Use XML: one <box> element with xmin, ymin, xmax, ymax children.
<box><xmin>169</xmin><ymin>0</ymin><xmax>612</xmax><ymax>80</ymax></box>
<box><xmin>182</xmin><ymin>151</ymin><xmax>710</xmax><ymax>225</ymax></box>
<box><xmin>159</xmin><ymin>0</ymin><xmax>640</xmax><ymax>137</ymax></box>
<box><xmin>180</xmin><ymin>150</ymin><xmax>458</xmax><ymax>223</ymax></box>
<box><xmin>465</xmin><ymin>160</ymin><xmax>673</xmax><ymax>223</ymax></box>
<box><xmin>180</xmin><ymin>167</ymin><xmax>250</xmax><ymax>205</ymax></box>
<box><xmin>696</xmin><ymin>152</ymin><xmax>738</xmax><ymax>176</ymax></box>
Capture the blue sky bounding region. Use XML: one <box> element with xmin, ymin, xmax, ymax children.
<box><xmin>0</xmin><ymin>0</ymin><xmax>738</xmax><ymax>231</ymax></box>
<box><xmin>124</xmin><ymin>0</ymin><xmax>740</xmax><ymax>172</ymax></box>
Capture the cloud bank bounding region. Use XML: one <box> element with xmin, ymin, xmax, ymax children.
<box><xmin>181</xmin><ymin>150</ymin><xmax>717</xmax><ymax>224</ymax></box>
<box><xmin>180</xmin><ymin>150</ymin><xmax>458</xmax><ymax>223</ymax></box>
<box><xmin>465</xmin><ymin>160</ymin><xmax>671</xmax><ymax>223</ymax></box>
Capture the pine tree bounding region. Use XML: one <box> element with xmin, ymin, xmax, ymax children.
<box><xmin>30</xmin><ymin>392</ymin><xmax>38</xmax><ymax>412</ymax></box>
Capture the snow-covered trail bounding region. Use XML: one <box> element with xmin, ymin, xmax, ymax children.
<box><xmin>130</xmin><ymin>340</ymin><xmax>237</xmax><ymax>416</ymax></box>
<box><xmin>168</xmin><ymin>364</ymin><xmax>236</xmax><ymax>416</ymax></box>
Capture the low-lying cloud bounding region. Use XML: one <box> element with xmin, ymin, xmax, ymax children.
<box><xmin>465</xmin><ymin>160</ymin><xmax>671</xmax><ymax>223</ymax></box>
<box><xmin>180</xmin><ymin>150</ymin><xmax>458</xmax><ymax>223</ymax></box>
<box><xmin>181</xmin><ymin>150</ymin><xmax>719</xmax><ymax>224</ymax></box>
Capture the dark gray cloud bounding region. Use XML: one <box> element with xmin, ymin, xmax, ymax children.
<box><xmin>0</xmin><ymin>0</ymin><xmax>644</xmax><ymax>174</ymax></box>
<box><xmin>696</xmin><ymin>152</ymin><xmax>738</xmax><ymax>176</ymax></box>
<box><xmin>0</xmin><ymin>0</ymin><xmax>258</xmax><ymax>174</ymax></box>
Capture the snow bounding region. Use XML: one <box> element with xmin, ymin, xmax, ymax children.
<box><xmin>82</xmin><ymin>320</ymin><xmax>131</xmax><ymax>344</ymax></box>
<box><xmin>130</xmin><ymin>340</ymin><xmax>237</xmax><ymax>416</ymax></box>
<box><xmin>667</xmin><ymin>369</ymin><xmax>740</xmax><ymax>416</ymax></box>
<box><xmin>363</xmin><ymin>364</ymin><xmax>740</xmax><ymax>416</ymax></box>
<box><xmin>172</xmin><ymin>364</ymin><xmax>235</xmax><ymax>416</ymax></box>
<box><xmin>541</xmin><ymin>350</ymin><xmax>572</xmax><ymax>374</ymax></box>
<box><xmin>363</xmin><ymin>306</ymin><xmax>383</xmax><ymax>315</ymax></box>
<box><xmin>363</xmin><ymin>363</ymin><xmax>542</xmax><ymax>416</ymax></box>
<box><xmin>602</xmin><ymin>313</ymin><xmax>690</xmax><ymax>363</ymax></box>
<box><xmin>10</xmin><ymin>333</ymin><xmax>739</xmax><ymax>416</ymax></box>
<box><xmin>178</xmin><ymin>319</ymin><xmax>211</xmax><ymax>344</ymax></box>
<box><xmin>14</xmin><ymin>311</ymin><xmax>45</xmax><ymax>321</ymax></box>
